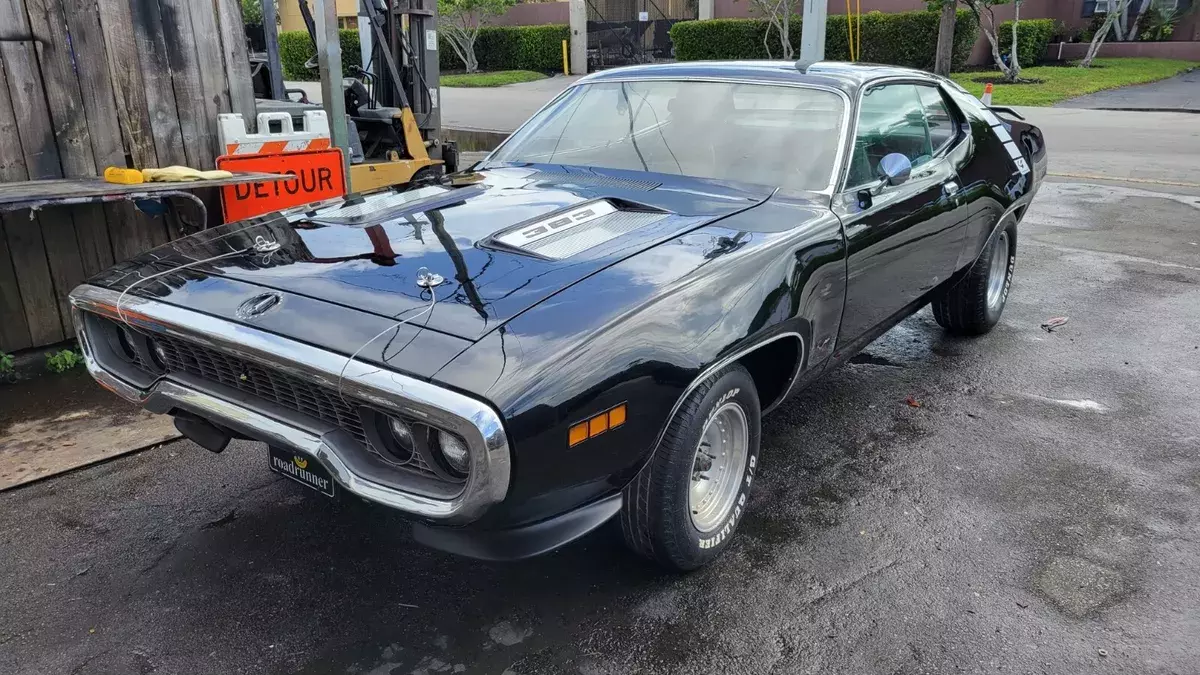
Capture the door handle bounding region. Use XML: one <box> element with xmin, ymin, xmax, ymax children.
<box><xmin>943</xmin><ymin>181</ymin><xmax>960</xmax><ymax>197</ymax></box>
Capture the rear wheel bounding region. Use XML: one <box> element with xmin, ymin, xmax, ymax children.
<box><xmin>621</xmin><ymin>364</ymin><xmax>760</xmax><ymax>571</ymax></box>
<box><xmin>933</xmin><ymin>220</ymin><xmax>1016</xmax><ymax>335</ymax></box>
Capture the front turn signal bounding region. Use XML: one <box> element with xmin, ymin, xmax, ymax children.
<box><xmin>569</xmin><ymin>403</ymin><xmax>627</xmax><ymax>447</ymax></box>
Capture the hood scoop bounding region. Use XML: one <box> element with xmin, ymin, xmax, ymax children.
<box><xmin>490</xmin><ymin>200</ymin><xmax>670</xmax><ymax>260</ymax></box>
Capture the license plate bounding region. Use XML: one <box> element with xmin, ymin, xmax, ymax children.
<box><xmin>268</xmin><ymin>446</ymin><xmax>336</xmax><ymax>497</ymax></box>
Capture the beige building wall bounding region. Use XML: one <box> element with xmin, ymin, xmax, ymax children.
<box><xmin>278</xmin><ymin>0</ymin><xmax>361</xmax><ymax>33</ymax></box>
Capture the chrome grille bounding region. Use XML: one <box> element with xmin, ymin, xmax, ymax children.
<box><xmin>102</xmin><ymin>318</ymin><xmax>439</xmax><ymax>479</ymax></box>
<box><xmin>152</xmin><ymin>332</ymin><xmax>372</xmax><ymax>446</ymax></box>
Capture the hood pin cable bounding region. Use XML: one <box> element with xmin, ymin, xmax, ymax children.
<box><xmin>115</xmin><ymin>236</ymin><xmax>280</xmax><ymax>328</ymax></box>
<box><xmin>336</xmin><ymin>267</ymin><xmax>444</xmax><ymax>403</ymax></box>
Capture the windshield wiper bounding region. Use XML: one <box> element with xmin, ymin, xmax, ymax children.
<box><xmin>619</xmin><ymin>83</ymin><xmax>649</xmax><ymax>172</ymax></box>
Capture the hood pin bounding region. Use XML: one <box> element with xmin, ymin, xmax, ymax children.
<box><xmin>416</xmin><ymin>268</ymin><xmax>444</xmax><ymax>289</ymax></box>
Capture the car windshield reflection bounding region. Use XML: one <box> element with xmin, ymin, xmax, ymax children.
<box><xmin>487</xmin><ymin>80</ymin><xmax>846</xmax><ymax>192</ymax></box>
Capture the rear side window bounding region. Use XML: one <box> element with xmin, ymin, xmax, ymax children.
<box><xmin>916</xmin><ymin>85</ymin><xmax>958</xmax><ymax>153</ymax></box>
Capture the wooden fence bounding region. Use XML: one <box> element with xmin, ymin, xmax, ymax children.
<box><xmin>0</xmin><ymin>0</ymin><xmax>255</xmax><ymax>353</ymax></box>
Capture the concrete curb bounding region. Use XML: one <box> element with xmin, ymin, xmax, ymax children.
<box><xmin>442</xmin><ymin>127</ymin><xmax>510</xmax><ymax>152</ymax></box>
<box><xmin>1090</xmin><ymin>107</ymin><xmax>1200</xmax><ymax>114</ymax></box>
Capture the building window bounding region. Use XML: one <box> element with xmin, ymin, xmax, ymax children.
<box><xmin>339</xmin><ymin>16</ymin><xmax>358</xmax><ymax>30</ymax></box>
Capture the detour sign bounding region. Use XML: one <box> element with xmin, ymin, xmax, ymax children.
<box><xmin>218</xmin><ymin>148</ymin><xmax>347</xmax><ymax>223</ymax></box>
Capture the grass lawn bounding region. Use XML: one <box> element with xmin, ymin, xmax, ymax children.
<box><xmin>441</xmin><ymin>70</ymin><xmax>548</xmax><ymax>88</ymax></box>
<box><xmin>950</xmin><ymin>58</ymin><xmax>1198</xmax><ymax>107</ymax></box>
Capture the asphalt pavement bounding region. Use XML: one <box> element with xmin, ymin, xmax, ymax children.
<box><xmin>4</xmin><ymin>97</ymin><xmax>1200</xmax><ymax>674</ymax></box>
<box><xmin>1057</xmin><ymin>69</ymin><xmax>1200</xmax><ymax>112</ymax></box>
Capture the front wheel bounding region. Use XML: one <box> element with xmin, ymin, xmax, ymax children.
<box><xmin>620</xmin><ymin>364</ymin><xmax>761</xmax><ymax>572</ymax></box>
<box><xmin>933</xmin><ymin>220</ymin><xmax>1017</xmax><ymax>336</ymax></box>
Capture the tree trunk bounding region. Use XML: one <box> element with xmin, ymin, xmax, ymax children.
<box><xmin>1008</xmin><ymin>0</ymin><xmax>1022</xmax><ymax>80</ymax></box>
<box><xmin>965</xmin><ymin>2</ymin><xmax>1018</xmax><ymax>82</ymax></box>
<box><xmin>780</xmin><ymin>10</ymin><xmax>792</xmax><ymax>60</ymax></box>
<box><xmin>1126</xmin><ymin>0</ymin><xmax>1152</xmax><ymax>41</ymax></box>
<box><xmin>934</xmin><ymin>2</ymin><xmax>957</xmax><ymax>76</ymax></box>
<box><xmin>1080</xmin><ymin>0</ymin><xmax>1128</xmax><ymax>67</ymax></box>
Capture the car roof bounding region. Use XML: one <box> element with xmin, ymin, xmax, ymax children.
<box><xmin>578</xmin><ymin>60</ymin><xmax>939</xmax><ymax>96</ymax></box>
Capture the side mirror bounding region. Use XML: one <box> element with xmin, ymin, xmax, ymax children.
<box><xmin>878</xmin><ymin>153</ymin><xmax>912</xmax><ymax>186</ymax></box>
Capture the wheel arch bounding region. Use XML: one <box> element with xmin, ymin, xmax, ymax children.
<box><xmin>649</xmin><ymin>331</ymin><xmax>805</xmax><ymax>455</ymax></box>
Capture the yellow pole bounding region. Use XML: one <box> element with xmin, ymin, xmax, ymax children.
<box><xmin>562</xmin><ymin>39</ymin><xmax>569</xmax><ymax>76</ymax></box>
<box><xmin>845</xmin><ymin>0</ymin><xmax>855</xmax><ymax>61</ymax></box>
<box><xmin>856</xmin><ymin>0</ymin><xmax>862</xmax><ymax>63</ymax></box>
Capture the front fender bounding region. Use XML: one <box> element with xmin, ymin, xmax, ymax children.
<box><xmin>433</xmin><ymin>197</ymin><xmax>846</xmax><ymax>526</ymax></box>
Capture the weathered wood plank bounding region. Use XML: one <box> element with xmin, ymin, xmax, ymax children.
<box><xmin>95</xmin><ymin>0</ymin><xmax>158</xmax><ymax>169</ymax></box>
<box><xmin>0</xmin><ymin>0</ymin><xmax>62</xmax><ymax>179</ymax></box>
<box><xmin>1</xmin><ymin>0</ymin><xmax>66</xmax><ymax>343</ymax></box>
<box><xmin>95</xmin><ymin>0</ymin><xmax>171</xmax><ymax>256</ymax></box>
<box><xmin>23</xmin><ymin>0</ymin><xmax>92</xmax><ymax>329</ymax></box>
<box><xmin>215</xmin><ymin>0</ymin><xmax>256</xmax><ymax>130</ymax></box>
<box><xmin>159</xmin><ymin>0</ymin><xmax>212</xmax><ymax>170</ymax></box>
<box><xmin>187</xmin><ymin>0</ymin><xmax>232</xmax><ymax>137</ymax></box>
<box><xmin>60</xmin><ymin>0</ymin><xmax>124</xmax><ymax>172</ymax></box>
<box><xmin>1</xmin><ymin>212</ymin><xmax>62</xmax><ymax>345</ymax></box>
<box><xmin>0</xmin><ymin>219</ymin><xmax>32</xmax><ymax>352</ymax></box>
<box><xmin>59</xmin><ymin>0</ymin><xmax>123</xmax><ymax>274</ymax></box>
<box><xmin>128</xmin><ymin>0</ymin><xmax>187</xmax><ymax>167</ymax></box>
<box><xmin>0</xmin><ymin>60</ymin><xmax>33</xmax><ymax>351</ymax></box>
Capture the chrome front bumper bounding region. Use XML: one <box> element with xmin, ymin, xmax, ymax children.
<box><xmin>69</xmin><ymin>284</ymin><xmax>511</xmax><ymax>524</ymax></box>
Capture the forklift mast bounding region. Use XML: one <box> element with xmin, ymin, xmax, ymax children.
<box><xmin>365</xmin><ymin>0</ymin><xmax>441</xmax><ymax>140</ymax></box>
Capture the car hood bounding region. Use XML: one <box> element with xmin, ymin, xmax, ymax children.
<box><xmin>94</xmin><ymin>166</ymin><xmax>772</xmax><ymax>342</ymax></box>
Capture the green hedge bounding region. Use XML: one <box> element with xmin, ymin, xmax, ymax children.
<box><xmin>277</xmin><ymin>25</ymin><xmax>567</xmax><ymax>78</ymax></box>
<box><xmin>669</xmin><ymin>9</ymin><xmax>977</xmax><ymax>71</ymax></box>
<box><xmin>439</xmin><ymin>24</ymin><xmax>569</xmax><ymax>72</ymax></box>
<box><xmin>278</xmin><ymin>29</ymin><xmax>362</xmax><ymax>81</ymax></box>
<box><xmin>998</xmin><ymin>19</ymin><xmax>1058</xmax><ymax>67</ymax></box>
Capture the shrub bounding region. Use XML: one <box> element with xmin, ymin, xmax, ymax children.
<box><xmin>278</xmin><ymin>25</ymin><xmax>566</xmax><ymax>80</ymax></box>
<box><xmin>440</xmin><ymin>24</ymin><xmax>569</xmax><ymax>72</ymax></box>
<box><xmin>45</xmin><ymin>349</ymin><xmax>83</xmax><ymax>374</ymax></box>
<box><xmin>670</xmin><ymin>9</ymin><xmax>978</xmax><ymax>71</ymax></box>
<box><xmin>0</xmin><ymin>350</ymin><xmax>13</xmax><ymax>378</ymax></box>
<box><xmin>278</xmin><ymin>29</ymin><xmax>363</xmax><ymax>81</ymax></box>
<box><xmin>998</xmin><ymin>18</ymin><xmax>1059</xmax><ymax>67</ymax></box>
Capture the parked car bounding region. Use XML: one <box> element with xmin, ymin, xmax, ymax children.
<box><xmin>71</xmin><ymin>61</ymin><xmax>1046</xmax><ymax>571</ymax></box>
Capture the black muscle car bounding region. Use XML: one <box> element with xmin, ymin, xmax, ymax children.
<box><xmin>70</xmin><ymin>61</ymin><xmax>1046</xmax><ymax>571</ymax></box>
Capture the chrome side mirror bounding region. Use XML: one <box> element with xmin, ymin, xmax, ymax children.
<box><xmin>878</xmin><ymin>153</ymin><xmax>912</xmax><ymax>187</ymax></box>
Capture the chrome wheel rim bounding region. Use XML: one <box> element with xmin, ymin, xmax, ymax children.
<box><xmin>689</xmin><ymin>402</ymin><xmax>749</xmax><ymax>533</ymax></box>
<box><xmin>986</xmin><ymin>231</ymin><xmax>1010</xmax><ymax>310</ymax></box>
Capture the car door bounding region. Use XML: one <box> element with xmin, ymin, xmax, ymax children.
<box><xmin>832</xmin><ymin>81</ymin><xmax>970</xmax><ymax>349</ymax></box>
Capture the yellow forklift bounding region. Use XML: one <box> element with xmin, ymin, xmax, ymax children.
<box><xmin>256</xmin><ymin>0</ymin><xmax>458</xmax><ymax>192</ymax></box>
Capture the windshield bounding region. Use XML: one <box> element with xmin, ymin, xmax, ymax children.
<box><xmin>487</xmin><ymin>80</ymin><xmax>846</xmax><ymax>192</ymax></box>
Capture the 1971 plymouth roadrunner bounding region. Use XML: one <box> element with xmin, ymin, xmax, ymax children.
<box><xmin>71</xmin><ymin>61</ymin><xmax>1045</xmax><ymax>571</ymax></box>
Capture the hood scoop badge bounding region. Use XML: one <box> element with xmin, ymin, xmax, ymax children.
<box><xmin>492</xmin><ymin>200</ymin><xmax>670</xmax><ymax>260</ymax></box>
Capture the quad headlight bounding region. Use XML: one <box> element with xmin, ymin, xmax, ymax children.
<box><xmin>432</xmin><ymin>429</ymin><xmax>470</xmax><ymax>477</ymax></box>
<box><xmin>363</xmin><ymin>409</ymin><xmax>470</xmax><ymax>481</ymax></box>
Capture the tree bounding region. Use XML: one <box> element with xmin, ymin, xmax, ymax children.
<box><xmin>961</xmin><ymin>0</ymin><xmax>1023</xmax><ymax>82</ymax></box>
<box><xmin>749</xmin><ymin>0</ymin><xmax>798</xmax><ymax>60</ymax></box>
<box><xmin>1113</xmin><ymin>0</ymin><xmax>1154</xmax><ymax>42</ymax></box>
<box><xmin>242</xmin><ymin>0</ymin><xmax>264</xmax><ymax>26</ymax></box>
<box><xmin>932</xmin><ymin>0</ymin><xmax>958</xmax><ymax>76</ymax></box>
<box><xmin>439</xmin><ymin>0</ymin><xmax>516</xmax><ymax>73</ymax></box>
<box><xmin>1080</xmin><ymin>0</ymin><xmax>1132</xmax><ymax>67</ymax></box>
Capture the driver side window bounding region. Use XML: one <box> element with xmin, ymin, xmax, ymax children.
<box><xmin>847</xmin><ymin>84</ymin><xmax>932</xmax><ymax>188</ymax></box>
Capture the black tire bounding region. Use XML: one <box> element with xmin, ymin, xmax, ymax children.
<box><xmin>933</xmin><ymin>220</ymin><xmax>1017</xmax><ymax>336</ymax></box>
<box><xmin>620</xmin><ymin>364</ymin><xmax>761</xmax><ymax>572</ymax></box>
